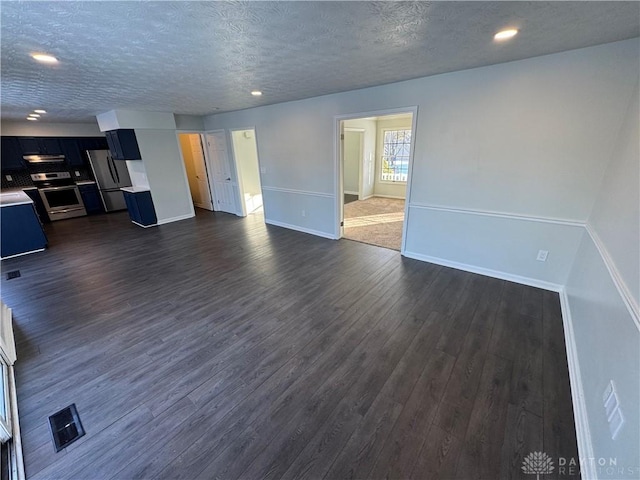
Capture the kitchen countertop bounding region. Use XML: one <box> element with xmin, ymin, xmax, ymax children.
<box><xmin>0</xmin><ymin>190</ymin><xmax>34</xmax><ymax>207</ymax></box>
<box><xmin>120</xmin><ymin>186</ymin><xmax>150</xmax><ymax>193</ymax></box>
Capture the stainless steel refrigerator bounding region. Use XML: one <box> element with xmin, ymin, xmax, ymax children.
<box><xmin>86</xmin><ymin>150</ymin><xmax>132</xmax><ymax>212</ymax></box>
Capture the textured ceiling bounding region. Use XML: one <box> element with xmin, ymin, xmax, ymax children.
<box><xmin>1</xmin><ymin>1</ymin><xmax>639</xmax><ymax>123</ymax></box>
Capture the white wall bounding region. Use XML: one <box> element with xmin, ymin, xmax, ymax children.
<box><xmin>564</xmin><ymin>79</ymin><xmax>639</xmax><ymax>478</ymax></box>
<box><xmin>205</xmin><ymin>39</ymin><xmax>638</xmax><ymax>287</ymax></box>
<box><xmin>374</xmin><ymin>115</ymin><xmax>411</xmax><ymax>199</ymax></box>
<box><xmin>135</xmin><ymin>129</ymin><xmax>194</xmax><ymax>224</ymax></box>
<box><xmin>343</xmin><ymin>131</ymin><xmax>360</xmax><ymax>194</ymax></box>
<box><xmin>174</xmin><ymin>114</ymin><xmax>205</xmax><ymax>131</ymax></box>
<box><xmin>1</xmin><ymin>120</ymin><xmax>104</xmax><ymax>137</ymax></box>
<box><xmin>344</xmin><ymin>118</ymin><xmax>376</xmax><ymax>199</ymax></box>
<box><xmin>96</xmin><ymin>110</ymin><xmax>194</xmax><ymax>225</ymax></box>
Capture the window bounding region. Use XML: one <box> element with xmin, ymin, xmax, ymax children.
<box><xmin>381</xmin><ymin>129</ymin><xmax>411</xmax><ymax>182</ymax></box>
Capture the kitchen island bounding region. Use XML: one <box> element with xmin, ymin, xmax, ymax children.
<box><xmin>0</xmin><ymin>190</ymin><xmax>48</xmax><ymax>259</ymax></box>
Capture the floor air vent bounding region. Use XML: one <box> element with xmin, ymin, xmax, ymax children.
<box><xmin>5</xmin><ymin>271</ymin><xmax>20</xmax><ymax>280</ymax></box>
<box><xmin>48</xmin><ymin>404</ymin><xmax>85</xmax><ymax>452</ymax></box>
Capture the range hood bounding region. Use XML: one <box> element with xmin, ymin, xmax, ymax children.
<box><xmin>23</xmin><ymin>155</ymin><xmax>66</xmax><ymax>164</ymax></box>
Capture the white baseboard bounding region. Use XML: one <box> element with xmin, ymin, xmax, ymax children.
<box><xmin>402</xmin><ymin>250</ymin><xmax>563</xmax><ymax>292</ymax></box>
<box><xmin>156</xmin><ymin>213</ymin><xmax>195</xmax><ymax>225</ymax></box>
<box><xmin>558</xmin><ymin>288</ymin><xmax>596</xmax><ymax>480</ymax></box>
<box><xmin>8</xmin><ymin>366</ymin><xmax>24</xmax><ymax>480</ymax></box>
<box><xmin>373</xmin><ymin>194</ymin><xmax>406</xmax><ymax>200</ymax></box>
<box><xmin>265</xmin><ymin>219</ymin><xmax>335</xmax><ymax>240</ymax></box>
<box><xmin>344</xmin><ymin>190</ymin><xmax>359</xmax><ymax>196</ymax></box>
<box><xmin>131</xmin><ymin>220</ymin><xmax>156</xmax><ymax>228</ymax></box>
<box><xmin>1</xmin><ymin>248</ymin><xmax>46</xmax><ymax>261</ymax></box>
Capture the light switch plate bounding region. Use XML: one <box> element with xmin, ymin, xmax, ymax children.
<box><xmin>5</xmin><ymin>175</ymin><xmax>12</xmax><ymax>181</ymax></box>
<box><xmin>75</xmin><ymin>171</ymin><xmax>81</xmax><ymax>176</ymax></box>
<box><xmin>536</xmin><ymin>250</ymin><xmax>549</xmax><ymax>262</ymax></box>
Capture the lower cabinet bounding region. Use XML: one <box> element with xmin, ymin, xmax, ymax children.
<box><xmin>123</xmin><ymin>190</ymin><xmax>157</xmax><ymax>227</ymax></box>
<box><xmin>1</xmin><ymin>204</ymin><xmax>48</xmax><ymax>259</ymax></box>
<box><xmin>77</xmin><ymin>184</ymin><xmax>104</xmax><ymax>215</ymax></box>
<box><xmin>22</xmin><ymin>188</ymin><xmax>50</xmax><ymax>223</ymax></box>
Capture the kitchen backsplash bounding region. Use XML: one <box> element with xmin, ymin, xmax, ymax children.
<box><xmin>1</xmin><ymin>164</ymin><xmax>95</xmax><ymax>189</ymax></box>
<box><xmin>1</xmin><ymin>170</ymin><xmax>33</xmax><ymax>189</ymax></box>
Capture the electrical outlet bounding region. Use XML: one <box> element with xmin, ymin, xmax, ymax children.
<box><xmin>536</xmin><ymin>250</ymin><xmax>549</xmax><ymax>262</ymax></box>
<box><xmin>5</xmin><ymin>175</ymin><xmax>12</xmax><ymax>181</ymax></box>
<box><xmin>75</xmin><ymin>171</ymin><xmax>81</xmax><ymax>177</ymax></box>
<box><xmin>260</xmin><ymin>167</ymin><xmax>267</xmax><ymax>174</ymax></box>
<box><xmin>301</xmin><ymin>209</ymin><xmax>306</xmax><ymax>217</ymax></box>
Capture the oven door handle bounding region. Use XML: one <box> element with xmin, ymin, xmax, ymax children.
<box><xmin>39</xmin><ymin>185</ymin><xmax>77</xmax><ymax>192</ymax></box>
<box><xmin>50</xmin><ymin>207</ymin><xmax>85</xmax><ymax>214</ymax></box>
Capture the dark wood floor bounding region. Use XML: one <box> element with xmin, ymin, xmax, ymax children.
<box><xmin>1</xmin><ymin>210</ymin><xmax>579</xmax><ymax>479</ymax></box>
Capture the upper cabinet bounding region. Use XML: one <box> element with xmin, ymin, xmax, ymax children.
<box><xmin>18</xmin><ymin>137</ymin><xmax>62</xmax><ymax>155</ymax></box>
<box><xmin>105</xmin><ymin>129</ymin><xmax>141</xmax><ymax>161</ymax></box>
<box><xmin>63</xmin><ymin>137</ymin><xmax>109</xmax><ymax>167</ymax></box>
<box><xmin>1</xmin><ymin>136</ymin><xmax>110</xmax><ymax>171</ymax></box>
<box><xmin>59</xmin><ymin>138</ymin><xmax>83</xmax><ymax>167</ymax></box>
<box><xmin>1</xmin><ymin>137</ymin><xmax>25</xmax><ymax>171</ymax></box>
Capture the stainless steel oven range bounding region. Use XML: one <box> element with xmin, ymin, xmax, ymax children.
<box><xmin>31</xmin><ymin>172</ymin><xmax>87</xmax><ymax>221</ymax></box>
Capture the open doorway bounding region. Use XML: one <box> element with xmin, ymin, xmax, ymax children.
<box><xmin>231</xmin><ymin>129</ymin><xmax>263</xmax><ymax>216</ymax></box>
<box><xmin>338</xmin><ymin>111</ymin><xmax>415</xmax><ymax>251</ymax></box>
<box><xmin>178</xmin><ymin>133</ymin><xmax>214</xmax><ymax>211</ymax></box>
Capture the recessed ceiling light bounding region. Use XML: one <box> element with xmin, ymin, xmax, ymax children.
<box><xmin>494</xmin><ymin>29</ymin><xmax>518</xmax><ymax>41</ymax></box>
<box><xmin>31</xmin><ymin>53</ymin><xmax>58</xmax><ymax>63</ymax></box>
<box><xmin>27</xmin><ymin>117</ymin><xmax>38</xmax><ymax>121</ymax></box>
<box><xmin>28</xmin><ymin>113</ymin><xmax>40</xmax><ymax>118</ymax></box>
<box><xmin>34</xmin><ymin>109</ymin><xmax>47</xmax><ymax>114</ymax></box>
<box><xmin>251</xmin><ymin>90</ymin><xmax>263</xmax><ymax>96</ymax></box>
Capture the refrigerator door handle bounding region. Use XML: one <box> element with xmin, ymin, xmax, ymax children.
<box><xmin>111</xmin><ymin>157</ymin><xmax>121</xmax><ymax>184</ymax></box>
<box><xmin>107</xmin><ymin>157</ymin><xmax>117</xmax><ymax>184</ymax></box>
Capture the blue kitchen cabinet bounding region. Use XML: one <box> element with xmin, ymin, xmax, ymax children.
<box><xmin>18</xmin><ymin>137</ymin><xmax>62</xmax><ymax>155</ymax></box>
<box><xmin>60</xmin><ymin>138</ymin><xmax>84</xmax><ymax>167</ymax></box>
<box><xmin>1</xmin><ymin>137</ymin><xmax>25</xmax><ymax>170</ymax></box>
<box><xmin>22</xmin><ymin>188</ymin><xmax>51</xmax><ymax>223</ymax></box>
<box><xmin>78</xmin><ymin>137</ymin><xmax>108</xmax><ymax>153</ymax></box>
<box><xmin>77</xmin><ymin>183</ymin><xmax>104</xmax><ymax>215</ymax></box>
<box><xmin>123</xmin><ymin>190</ymin><xmax>156</xmax><ymax>226</ymax></box>
<box><xmin>1</xmin><ymin>203</ymin><xmax>48</xmax><ymax>259</ymax></box>
<box><xmin>106</xmin><ymin>130</ymin><xmax>141</xmax><ymax>160</ymax></box>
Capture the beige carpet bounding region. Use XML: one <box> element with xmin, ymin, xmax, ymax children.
<box><xmin>344</xmin><ymin>197</ymin><xmax>405</xmax><ymax>250</ymax></box>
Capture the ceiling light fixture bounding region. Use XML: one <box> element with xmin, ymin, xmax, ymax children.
<box><xmin>31</xmin><ymin>53</ymin><xmax>58</xmax><ymax>63</ymax></box>
<box><xmin>251</xmin><ymin>90</ymin><xmax>263</xmax><ymax>96</ymax></box>
<box><xmin>494</xmin><ymin>29</ymin><xmax>518</xmax><ymax>40</ymax></box>
<box><xmin>27</xmin><ymin>117</ymin><xmax>38</xmax><ymax>121</ymax></box>
<box><xmin>34</xmin><ymin>109</ymin><xmax>47</xmax><ymax>114</ymax></box>
<box><xmin>28</xmin><ymin>113</ymin><xmax>40</xmax><ymax>118</ymax></box>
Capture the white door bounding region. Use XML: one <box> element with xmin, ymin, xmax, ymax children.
<box><xmin>205</xmin><ymin>132</ymin><xmax>237</xmax><ymax>214</ymax></box>
<box><xmin>191</xmin><ymin>135</ymin><xmax>214</xmax><ymax>211</ymax></box>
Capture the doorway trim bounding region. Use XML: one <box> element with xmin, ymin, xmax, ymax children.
<box><xmin>174</xmin><ymin>130</ymin><xmax>204</xmax><ymax>218</ymax></box>
<box><xmin>203</xmin><ymin>129</ymin><xmax>241</xmax><ymax>215</ymax></box>
<box><xmin>343</xmin><ymin>127</ymin><xmax>365</xmax><ymax>199</ymax></box>
<box><xmin>228</xmin><ymin>126</ymin><xmax>263</xmax><ymax>218</ymax></box>
<box><xmin>177</xmin><ymin>131</ymin><xmax>215</xmax><ymax>211</ymax></box>
<box><xmin>334</xmin><ymin>106</ymin><xmax>419</xmax><ymax>254</ymax></box>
